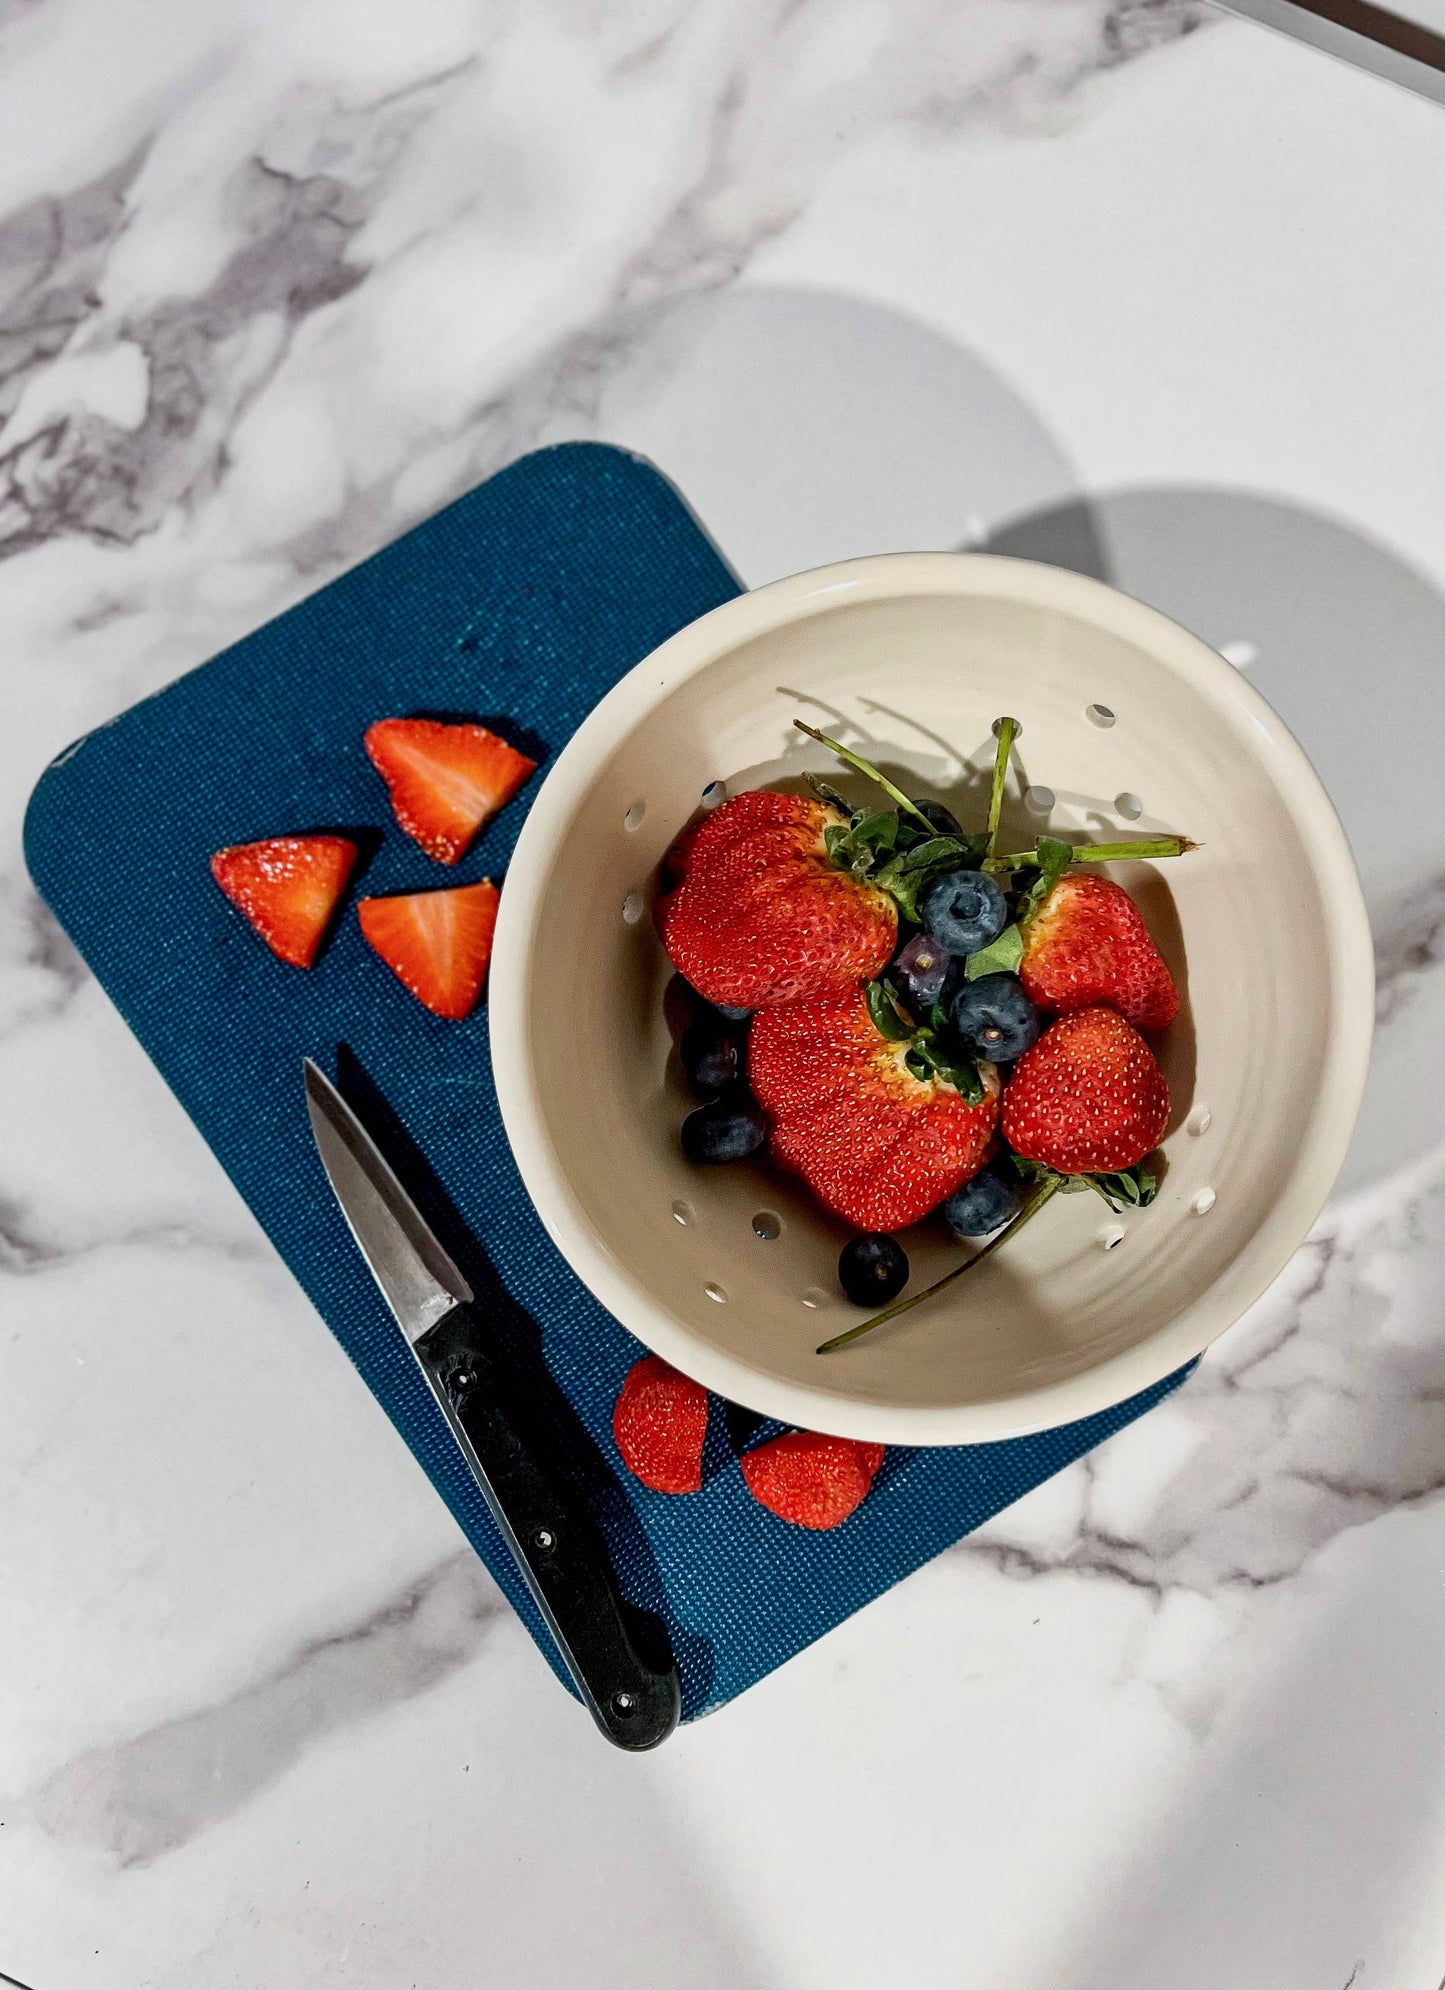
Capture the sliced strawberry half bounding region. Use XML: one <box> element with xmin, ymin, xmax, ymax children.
<box><xmin>365</xmin><ymin>718</ymin><xmax>537</xmax><ymax>865</ymax></box>
<box><xmin>741</xmin><ymin>1431</ymin><xmax>886</xmax><ymax>1530</ymax></box>
<box><xmin>210</xmin><ymin>835</ymin><xmax>357</xmax><ymax>968</ymax></box>
<box><xmin>613</xmin><ymin>1355</ymin><xmax>709</xmax><ymax>1494</ymax></box>
<box><xmin>358</xmin><ymin>878</ymin><xmax>500</xmax><ymax>1019</ymax></box>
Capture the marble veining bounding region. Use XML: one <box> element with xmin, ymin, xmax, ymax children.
<box><xmin>1</xmin><ymin>2</ymin><xmax>1443</xmax><ymax>1986</ymax></box>
<box><xmin>22</xmin><ymin>1551</ymin><xmax>504</xmax><ymax>1868</ymax></box>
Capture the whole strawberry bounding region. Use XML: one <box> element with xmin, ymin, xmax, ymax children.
<box><xmin>1020</xmin><ymin>873</ymin><xmax>1179</xmax><ymax>1034</ymax></box>
<box><xmin>1003</xmin><ymin>1005</ymin><xmax>1169</xmax><ymax>1175</ymax></box>
<box><xmin>749</xmin><ymin>987</ymin><xmax>999</xmax><ymax>1229</ymax></box>
<box><xmin>660</xmin><ymin>791</ymin><xmax>896</xmax><ymax>1010</ymax></box>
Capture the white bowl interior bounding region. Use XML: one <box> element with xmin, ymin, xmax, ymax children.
<box><xmin>494</xmin><ymin>559</ymin><xmax>1371</xmax><ymax>1443</ymax></box>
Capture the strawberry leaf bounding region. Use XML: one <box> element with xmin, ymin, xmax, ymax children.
<box><xmin>865</xmin><ymin>977</ymin><xmax>916</xmax><ymax>1042</ymax></box>
<box><xmin>1089</xmin><ymin>1164</ymin><xmax>1159</xmax><ymax>1210</ymax></box>
<box><xmin>964</xmin><ymin>922</ymin><xmax>1024</xmax><ymax>981</ymax></box>
<box><xmin>909</xmin><ymin>1034</ymin><xmax>985</xmax><ymax>1104</ymax></box>
<box><xmin>1016</xmin><ymin>836</ymin><xmax>1074</xmax><ymax>921</ymax></box>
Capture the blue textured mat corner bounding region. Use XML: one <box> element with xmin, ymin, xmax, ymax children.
<box><xmin>24</xmin><ymin>443</ymin><xmax>1190</xmax><ymax>1719</ymax></box>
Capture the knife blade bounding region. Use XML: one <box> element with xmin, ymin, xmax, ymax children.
<box><xmin>303</xmin><ymin>1059</ymin><xmax>680</xmax><ymax>1751</ymax></box>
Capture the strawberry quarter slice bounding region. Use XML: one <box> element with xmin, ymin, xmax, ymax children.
<box><xmin>210</xmin><ymin>835</ymin><xmax>357</xmax><ymax>968</ymax></box>
<box><xmin>741</xmin><ymin>1431</ymin><xmax>885</xmax><ymax>1530</ymax></box>
<box><xmin>613</xmin><ymin>1355</ymin><xmax>709</xmax><ymax>1494</ymax></box>
<box><xmin>358</xmin><ymin>878</ymin><xmax>500</xmax><ymax>1020</ymax></box>
<box><xmin>365</xmin><ymin>718</ymin><xmax>537</xmax><ymax>865</ymax></box>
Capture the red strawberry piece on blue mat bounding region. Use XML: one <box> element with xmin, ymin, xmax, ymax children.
<box><xmin>741</xmin><ymin>1430</ymin><xmax>886</xmax><ymax>1530</ymax></box>
<box><xmin>660</xmin><ymin>791</ymin><xmax>897</xmax><ymax>1010</ymax></box>
<box><xmin>613</xmin><ymin>1355</ymin><xmax>709</xmax><ymax>1494</ymax></box>
<box><xmin>365</xmin><ymin>718</ymin><xmax>536</xmax><ymax>865</ymax></box>
<box><xmin>1020</xmin><ymin>873</ymin><xmax>1179</xmax><ymax>1034</ymax></box>
<box><xmin>1002</xmin><ymin>1004</ymin><xmax>1169</xmax><ymax>1175</ymax></box>
<box><xmin>210</xmin><ymin>835</ymin><xmax>357</xmax><ymax>968</ymax></box>
<box><xmin>358</xmin><ymin>878</ymin><xmax>500</xmax><ymax>1019</ymax></box>
<box><xmin>748</xmin><ymin>987</ymin><xmax>999</xmax><ymax>1230</ymax></box>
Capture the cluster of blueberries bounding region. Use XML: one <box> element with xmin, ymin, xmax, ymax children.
<box><xmin>674</xmin><ymin>796</ymin><xmax>1050</xmax><ymax>1312</ymax></box>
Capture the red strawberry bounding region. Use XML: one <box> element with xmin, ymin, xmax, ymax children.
<box><xmin>1002</xmin><ymin>1005</ymin><xmax>1169</xmax><ymax>1174</ymax></box>
<box><xmin>749</xmin><ymin>988</ymin><xmax>999</xmax><ymax>1229</ymax></box>
<box><xmin>365</xmin><ymin>718</ymin><xmax>536</xmax><ymax>864</ymax></box>
<box><xmin>660</xmin><ymin>791</ymin><xmax>896</xmax><ymax>1010</ymax></box>
<box><xmin>1020</xmin><ymin>873</ymin><xmax>1179</xmax><ymax>1034</ymax></box>
<box><xmin>358</xmin><ymin>878</ymin><xmax>499</xmax><ymax>1019</ymax></box>
<box><xmin>741</xmin><ymin>1430</ymin><xmax>885</xmax><ymax>1530</ymax></box>
<box><xmin>210</xmin><ymin>835</ymin><xmax>356</xmax><ymax>968</ymax></box>
<box><xmin>613</xmin><ymin>1355</ymin><xmax>708</xmax><ymax>1494</ymax></box>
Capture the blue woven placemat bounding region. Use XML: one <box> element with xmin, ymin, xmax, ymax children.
<box><xmin>24</xmin><ymin>443</ymin><xmax>1190</xmax><ymax>1718</ymax></box>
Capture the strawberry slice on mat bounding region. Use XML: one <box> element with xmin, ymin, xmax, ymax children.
<box><xmin>613</xmin><ymin>1355</ymin><xmax>709</xmax><ymax>1494</ymax></box>
<box><xmin>210</xmin><ymin>835</ymin><xmax>356</xmax><ymax>968</ymax></box>
<box><xmin>741</xmin><ymin>1430</ymin><xmax>886</xmax><ymax>1530</ymax></box>
<box><xmin>358</xmin><ymin>878</ymin><xmax>500</xmax><ymax>1019</ymax></box>
<box><xmin>365</xmin><ymin>718</ymin><xmax>537</xmax><ymax>864</ymax></box>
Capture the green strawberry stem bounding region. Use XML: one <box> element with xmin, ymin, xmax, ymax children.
<box><xmin>990</xmin><ymin>835</ymin><xmax>1197</xmax><ymax>870</ymax></box>
<box><xmin>985</xmin><ymin>717</ymin><xmax>1019</xmax><ymax>861</ymax></box>
<box><xmin>815</xmin><ymin>1175</ymin><xmax>1065</xmax><ymax>1354</ymax></box>
<box><xmin>792</xmin><ymin>721</ymin><xmax>936</xmax><ymax>833</ymax></box>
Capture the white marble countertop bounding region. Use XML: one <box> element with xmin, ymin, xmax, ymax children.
<box><xmin>3</xmin><ymin>4</ymin><xmax>1444</xmax><ymax>1985</ymax></box>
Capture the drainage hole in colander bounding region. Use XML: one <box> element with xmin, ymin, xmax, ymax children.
<box><xmin>752</xmin><ymin>1211</ymin><xmax>782</xmax><ymax>1241</ymax></box>
<box><xmin>1098</xmin><ymin>1224</ymin><xmax>1126</xmax><ymax>1251</ymax></box>
<box><xmin>621</xmin><ymin>891</ymin><xmax>644</xmax><ymax>925</ymax></box>
<box><xmin>1024</xmin><ymin>785</ymin><xmax>1054</xmax><ymax>814</ymax></box>
<box><xmin>1085</xmin><ymin>703</ymin><xmax>1115</xmax><ymax>728</ymax></box>
<box><xmin>1190</xmin><ymin>1187</ymin><xmax>1217</xmax><ymax>1216</ymax></box>
<box><xmin>701</xmin><ymin>780</ymin><xmax>727</xmax><ymax>809</ymax></box>
<box><xmin>801</xmin><ymin>1288</ymin><xmax>828</xmax><ymax>1310</ymax></box>
<box><xmin>704</xmin><ymin>1281</ymin><xmax>728</xmax><ymax>1304</ymax></box>
<box><xmin>992</xmin><ymin>716</ymin><xmax>1021</xmax><ymax>740</ymax></box>
<box><xmin>1115</xmin><ymin>791</ymin><xmax>1143</xmax><ymax>820</ymax></box>
<box><xmin>672</xmin><ymin>1198</ymin><xmax>694</xmax><ymax>1226</ymax></box>
<box><xmin>1187</xmin><ymin>1104</ymin><xmax>1212</xmax><ymax>1136</ymax></box>
<box><xmin>624</xmin><ymin>800</ymin><xmax>646</xmax><ymax>831</ymax></box>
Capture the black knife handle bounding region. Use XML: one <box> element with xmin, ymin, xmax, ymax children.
<box><xmin>413</xmin><ymin>1304</ymin><xmax>681</xmax><ymax>1751</ymax></box>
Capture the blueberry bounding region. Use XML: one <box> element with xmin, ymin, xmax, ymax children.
<box><xmin>681</xmin><ymin>1018</ymin><xmax>745</xmax><ymax>1094</ymax></box>
<box><xmin>838</xmin><ymin>1233</ymin><xmax>909</xmax><ymax>1306</ymax></box>
<box><xmin>920</xmin><ymin>869</ymin><xmax>1008</xmax><ymax>955</ymax></box>
<box><xmin>681</xmin><ymin>1090</ymin><xmax>767</xmax><ymax>1164</ymax></box>
<box><xmin>713</xmin><ymin>1003</ymin><xmax>752</xmax><ymax>1022</ymax></box>
<box><xmin>941</xmin><ymin>1169</ymin><xmax>1020</xmax><ymax>1239</ymax></box>
<box><xmin>949</xmin><ymin>973</ymin><xmax>1040</xmax><ymax>1061</ymax></box>
<box><xmin>891</xmin><ymin>932</ymin><xmax>955</xmax><ymax>1012</ymax></box>
<box><xmin>916</xmin><ymin>798</ymin><xmax>964</xmax><ymax>838</ymax></box>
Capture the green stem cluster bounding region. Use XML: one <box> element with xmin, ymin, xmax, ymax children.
<box><xmin>791</xmin><ymin>714</ymin><xmax>1192</xmax><ymax>1355</ymax></box>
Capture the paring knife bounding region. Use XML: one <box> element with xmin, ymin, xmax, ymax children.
<box><xmin>303</xmin><ymin>1059</ymin><xmax>681</xmax><ymax>1752</ymax></box>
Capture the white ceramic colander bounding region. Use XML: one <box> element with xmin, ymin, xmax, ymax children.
<box><xmin>491</xmin><ymin>554</ymin><xmax>1372</xmax><ymax>1446</ymax></box>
